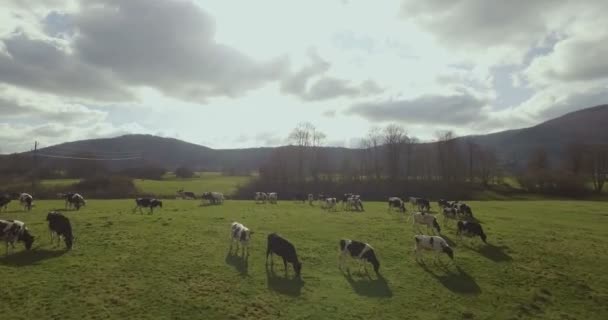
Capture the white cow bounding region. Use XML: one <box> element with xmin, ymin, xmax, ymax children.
<box><xmin>411</xmin><ymin>212</ymin><xmax>441</xmax><ymax>234</ymax></box>
<box><xmin>255</xmin><ymin>192</ymin><xmax>268</xmax><ymax>204</ymax></box>
<box><xmin>230</xmin><ymin>222</ymin><xmax>252</xmax><ymax>255</ymax></box>
<box><xmin>268</xmin><ymin>192</ymin><xmax>278</xmax><ymax>204</ymax></box>
<box><xmin>414</xmin><ymin>235</ymin><xmax>454</xmax><ymax>261</ymax></box>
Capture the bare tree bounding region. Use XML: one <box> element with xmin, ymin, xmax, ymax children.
<box><xmin>366</xmin><ymin>127</ymin><xmax>383</xmax><ymax>180</ymax></box>
<box><xmin>383</xmin><ymin>124</ymin><xmax>407</xmax><ymax>180</ymax></box>
<box><xmin>585</xmin><ymin>144</ymin><xmax>608</xmax><ymax>193</ymax></box>
<box><xmin>288</xmin><ymin>122</ymin><xmax>315</xmax><ymax>182</ymax></box>
<box><xmin>478</xmin><ymin>147</ymin><xmax>498</xmax><ymax>186</ymax></box>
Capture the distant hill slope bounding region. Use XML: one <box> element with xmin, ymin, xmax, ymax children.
<box><xmin>11</xmin><ymin>104</ymin><xmax>608</xmax><ymax>171</ymax></box>
<box><xmin>466</xmin><ymin>104</ymin><xmax>608</xmax><ymax>164</ymax></box>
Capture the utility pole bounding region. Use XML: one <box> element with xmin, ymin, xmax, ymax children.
<box><xmin>32</xmin><ymin>141</ymin><xmax>38</xmax><ymax>189</ymax></box>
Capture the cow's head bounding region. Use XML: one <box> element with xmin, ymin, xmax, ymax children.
<box><xmin>157</xmin><ymin>200</ymin><xmax>163</xmax><ymax>208</ymax></box>
<box><xmin>294</xmin><ymin>261</ymin><xmax>302</xmax><ymax>277</ymax></box>
<box><xmin>441</xmin><ymin>243</ymin><xmax>454</xmax><ymax>260</ymax></box>
<box><xmin>20</xmin><ymin>229</ymin><xmax>35</xmax><ymax>250</ymax></box>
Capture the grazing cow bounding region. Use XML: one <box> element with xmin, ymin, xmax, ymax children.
<box><xmin>415</xmin><ymin>198</ymin><xmax>430</xmax><ymax>212</ymax></box>
<box><xmin>177</xmin><ymin>189</ymin><xmax>196</xmax><ymax>200</ymax></box>
<box><xmin>388</xmin><ymin>197</ymin><xmax>406</xmax><ymax>213</ymax></box>
<box><xmin>442</xmin><ymin>207</ymin><xmax>458</xmax><ymax>225</ymax></box>
<box><xmin>339</xmin><ymin>239</ymin><xmax>380</xmax><ymax>273</ymax></box>
<box><xmin>268</xmin><ymin>192</ymin><xmax>278</xmax><ymax>204</ymax></box>
<box><xmin>323</xmin><ymin>197</ymin><xmax>337</xmax><ymax>211</ymax></box>
<box><xmin>68</xmin><ymin>193</ymin><xmax>86</xmax><ymax>210</ymax></box>
<box><xmin>0</xmin><ymin>219</ymin><xmax>35</xmax><ymax>255</ymax></box>
<box><xmin>46</xmin><ymin>212</ymin><xmax>74</xmax><ymax>249</ymax></box>
<box><xmin>19</xmin><ymin>193</ymin><xmax>33</xmax><ymax>211</ymax></box>
<box><xmin>255</xmin><ymin>192</ymin><xmax>268</xmax><ymax>204</ymax></box>
<box><xmin>414</xmin><ymin>235</ymin><xmax>454</xmax><ymax>261</ymax></box>
<box><xmin>266</xmin><ymin>233</ymin><xmax>302</xmax><ymax>276</ymax></box>
<box><xmin>345</xmin><ymin>195</ymin><xmax>364</xmax><ymax>212</ymax></box>
<box><xmin>341</xmin><ymin>193</ymin><xmax>354</xmax><ymax>208</ymax></box>
<box><xmin>457</xmin><ymin>221</ymin><xmax>487</xmax><ymax>243</ymax></box>
<box><xmin>59</xmin><ymin>192</ymin><xmax>76</xmax><ymax>209</ymax></box>
<box><xmin>307</xmin><ymin>193</ymin><xmax>314</xmax><ymax>206</ymax></box>
<box><xmin>133</xmin><ymin>198</ymin><xmax>163</xmax><ymax>214</ymax></box>
<box><xmin>0</xmin><ymin>194</ymin><xmax>11</xmax><ymax>212</ymax></box>
<box><xmin>202</xmin><ymin>192</ymin><xmax>224</xmax><ymax>205</ymax></box>
<box><xmin>412</xmin><ymin>212</ymin><xmax>441</xmax><ymax>234</ymax></box>
<box><xmin>230</xmin><ymin>222</ymin><xmax>252</xmax><ymax>255</ymax></box>
<box><xmin>457</xmin><ymin>203</ymin><xmax>474</xmax><ymax>218</ymax></box>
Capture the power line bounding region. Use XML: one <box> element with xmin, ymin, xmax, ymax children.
<box><xmin>36</xmin><ymin>153</ymin><xmax>142</xmax><ymax>161</ymax></box>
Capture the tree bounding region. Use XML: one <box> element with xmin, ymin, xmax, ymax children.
<box><xmin>288</xmin><ymin>122</ymin><xmax>314</xmax><ymax>182</ymax></box>
<box><xmin>175</xmin><ymin>166</ymin><xmax>195</xmax><ymax>178</ymax></box>
<box><xmin>585</xmin><ymin>144</ymin><xmax>608</xmax><ymax>193</ymax></box>
<box><xmin>383</xmin><ymin>124</ymin><xmax>407</xmax><ymax>180</ymax></box>
<box><xmin>367</xmin><ymin>127</ymin><xmax>383</xmax><ymax>180</ymax></box>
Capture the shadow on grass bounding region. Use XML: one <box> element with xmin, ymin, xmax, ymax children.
<box><xmin>0</xmin><ymin>248</ymin><xmax>67</xmax><ymax>266</ymax></box>
<box><xmin>265</xmin><ymin>263</ymin><xmax>304</xmax><ymax>297</ymax></box>
<box><xmin>418</xmin><ymin>260</ymin><xmax>481</xmax><ymax>295</ymax></box>
<box><xmin>464</xmin><ymin>243</ymin><xmax>513</xmax><ymax>262</ymax></box>
<box><xmin>342</xmin><ymin>269</ymin><xmax>393</xmax><ymax>298</ymax></box>
<box><xmin>225</xmin><ymin>248</ymin><xmax>248</xmax><ymax>277</ymax></box>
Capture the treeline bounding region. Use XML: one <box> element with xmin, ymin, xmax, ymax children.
<box><xmin>236</xmin><ymin>123</ymin><xmax>502</xmax><ymax>200</ymax></box>
<box><xmin>518</xmin><ymin>143</ymin><xmax>608</xmax><ymax>196</ymax></box>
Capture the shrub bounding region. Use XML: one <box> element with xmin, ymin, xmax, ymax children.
<box><xmin>175</xmin><ymin>167</ymin><xmax>195</xmax><ymax>178</ymax></box>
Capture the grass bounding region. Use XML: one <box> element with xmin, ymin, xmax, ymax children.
<box><xmin>39</xmin><ymin>179</ymin><xmax>81</xmax><ymax>187</ymax></box>
<box><xmin>0</xmin><ymin>199</ymin><xmax>606</xmax><ymax>319</ymax></box>
<box><xmin>134</xmin><ymin>172</ymin><xmax>252</xmax><ymax>197</ymax></box>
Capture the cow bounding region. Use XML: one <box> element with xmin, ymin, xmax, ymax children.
<box><xmin>457</xmin><ymin>203</ymin><xmax>474</xmax><ymax>218</ymax></box>
<box><xmin>0</xmin><ymin>219</ymin><xmax>35</xmax><ymax>255</ymax></box>
<box><xmin>68</xmin><ymin>193</ymin><xmax>86</xmax><ymax>210</ymax></box>
<box><xmin>338</xmin><ymin>239</ymin><xmax>380</xmax><ymax>274</ymax></box>
<box><xmin>19</xmin><ymin>193</ymin><xmax>33</xmax><ymax>211</ymax></box>
<box><xmin>255</xmin><ymin>192</ymin><xmax>268</xmax><ymax>204</ymax></box>
<box><xmin>46</xmin><ymin>212</ymin><xmax>74</xmax><ymax>250</ymax></box>
<box><xmin>437</xmin><ymin>199</ymin><xmax>450</xmax><ymax>208</ymax></box>
<box><xmin>414</xmin><ymin>235</ymin><xmax>454</xmax><ymax>261</ymax></box>
<box><xmin>268</xmin><ymin>192</ymin><xmax>278</xmax><ymax>204</ymax></box>
<box><xmin>442</xmin><ymin>206</ymin><xmax>458</xmax><ymax>225</ymax></box>
<box><xmin>177</xmin><ymin>189</ymin><xmax>196</xmax><ymax>200</ymax></box>
<box><xmin>323</xmin><ymin>197</ymin><xmax>337</xmax><ymax>211</ymax></box>
<box><xmin>411</xmin><ymin>212</ymin><xmax>441</xmax><ymax>234</ymax></box>
<box><xmin>388</xmin><ymin>197</ymin><xmax>406</xmax><ymax>213</ymax></box>
<box><xmin>58</xmin><ymin>192</ymin><xmax>76</xmax><ymax>209</ymax></box>
<box><xmin>230</xmin><ymin>222</ymin><xmax>252</xmax><ymax>255</ymax></box>
<box><xmin>307</xmin><ymin>193</ymin><xmax>314</xmax><ymax>206</ymax></box>
<box><xmin>345</xmin><ymin>195</ymin><xmax>364</xmax><ymax>212</ymax></box>
<box><xmin>415</xmin><ymin>198</ymin><xmax>431</xmax><ymax>212</ymax></box>
<box><xmin>133</xmin><ymin>198</ymin><xmax>163</xmax><ymax>214</ymax></box>
<box><xmin>341</xmin><ymin>193</ymin><xmax>354</xmax><ymax>209</ymax></box>
<box><xmin>457</xmin><ymin>221</ymin><xmax>487</xmax><ymax>243</ymax></box>
<box><xmin>266</xmin><ymin>233</ymin><xmax>302</xmax><ymax>277</ymax></box>
<box><xmin>0</xmin><ymin>194</ymin><xmax>11</xmax><ymax>212</ymax></box>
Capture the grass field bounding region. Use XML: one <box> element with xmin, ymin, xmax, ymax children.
<box><xmin>134</xmin><ymin>172</ymin><xmax>251</xmax><ymax>197</ymax></box>
<box><xmin>0</xmin><ymin>200</ymin><xmax>606</xmax><ymax>320</ymax></box>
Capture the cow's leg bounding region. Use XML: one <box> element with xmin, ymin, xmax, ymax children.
<box><xmin>282</xmin><ymin>257</ymin><xmax>288</xmax><ymax>273</ymax></box>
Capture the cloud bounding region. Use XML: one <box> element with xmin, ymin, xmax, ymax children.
<box><xmin>348</xmin><ymin>93</ymin><xmax>487</xmax><ymax>125</ymax></box>
<box><xmin>524</xmin><ymin>32</ymin><xmax>608</xmax><ymax>87</ymax></box>
<box><xmin>0</xmin><ymin>33</ymin><xmax>133</xmax><ymax>101</ymax></box>
<box><xmin>400</xmin><ymin>0</ymin><xmax>559</xmax><ymax>49</ymax></box>
<box><xmin>280</xmin><ymin>50</ymin><xmax>383</xmax><ymax>101</ymax></box>
<box><xmin>71</xmin><ymin>0</ymin><xmax>287</xmax><ymax>102</ymax></box>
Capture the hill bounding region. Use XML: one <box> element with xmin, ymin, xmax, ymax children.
<box><xmin>5</xmin><ymin>104</ymin><xmax>608</xmax><ymax>172</ymax></box>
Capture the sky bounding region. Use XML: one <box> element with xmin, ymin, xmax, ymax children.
<box><xmin>1</xmin><ymin>0</ymin><xmax>607</xmax><ymax>153</ymax></box>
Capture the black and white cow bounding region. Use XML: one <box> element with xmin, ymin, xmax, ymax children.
<box><xmin>68</xmin><ymin>193</ymin><xmax>86</xmax><ymax>210</ymax></box>
<box><xmin>323</xmin><ymin>197</ymin><xmax>337</xmax><ymax>211</ymax></box>
<box><xmin>411</xmin><ymin>212</ymin><xmax>441</xmax><ymax>234</ymax></box>
<box><xmin>0</xmin><ymin>219</ymin><xmax>35</xmax><ymax>255</ymax></box>
<box><xmin>341</xmin><ymin>193</ymin><xmax>354</xmax><ymax>208</ymax></box>
<box><xmin>177</xmin><ymin>189</ymin><xmax>196</xmax><ymax>200</ymax></box>
<box><xmin>457</xmin><ymin>203</ymin><xmax>474</xmax><ymax>218</ymax></box>
<box><xmin>268</xmin><ymin>192</ymin><xmax>278</xmax><ymax>204</ymax></box>
<box><xmin>19</xmin><ymin>193</ymin><xmax>33</xmax><ymax>211</ymax></box>
<box><xmin>442</xmin><ymin>206</ymin><xmax>458</xmax><ymax>225</ymax></box>
<box><xmin>338</xmin><ymin>239</ymin><xmax>380</xmax><ymax>273</ymax></box>
<box><xmin>388</xmin><ymin>197</ymin><xmax>406</xmax><ymax>213</ymax></box>
<box><xmin>266</xmin><ymin>233</ymin><xmax>302</xmax><ymax>276</ymax></box>
<box><xmin>457</xmin><ymin>221</ymin><xmax>487</xmax><ymax>243</ymax></box>
<box><xmin>46</xmin><ymin>212</ymin><xmax>74</xmax><ymax>250</ymax></box>
<box><xmin>133</xmin><ymin>198</ymin><xmax>163</xmax><ymax>214</ymax></box>
<box><xmin>0</xmin><ymin>194</ymin><xmax>11</xmax><ymax>212</ymax></box>
<box><xmin>414</xmin><ymin>235</ymin><xmax>454</xmax><ymax>261</ymax></box>
<box><xmin>416</xmin><ymin>198</ymin><xmax>431</xmax><ymax>212</ymax></box>
<box><xmin>230</xmin><ymin>222</ymin><xmax>252</xmax><ymax>255</ymax></box>
<box><xmin>58</xmin><ymin>192</ymin><xmax>76</xmax><ymax>209</ymax></box>
<box><xmin>307</xmin><ymin>193</ymin><xmax>314</xmax><ymax>206</ymax></box>
<box><xmin>255</xmin><ymin>192</ymin><xmax>268</xmax><ymax>204</ymax></box>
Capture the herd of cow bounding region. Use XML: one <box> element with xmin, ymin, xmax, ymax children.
<box><xmin>1</xmin><ymin>190</ymin><xmax>488</xmax><ymax>281</ymax></box>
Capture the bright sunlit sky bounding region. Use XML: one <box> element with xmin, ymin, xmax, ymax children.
<box><xmin>1</xmin><ymin>0</ymin><xmax>607</xmax><ymax>153</ymax></box>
